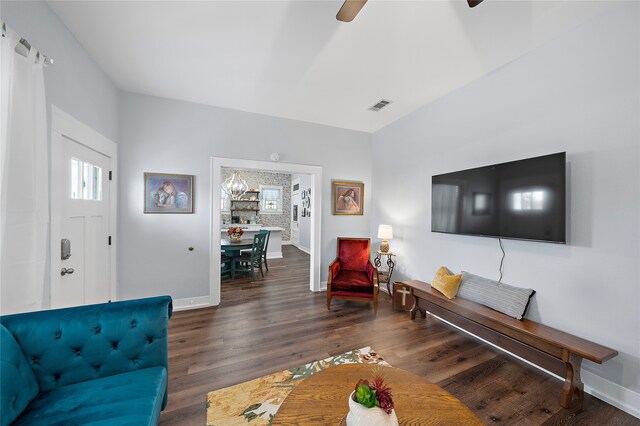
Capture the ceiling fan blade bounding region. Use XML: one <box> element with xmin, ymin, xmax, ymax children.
<box><xmin>336</xmin><ymin>0</ymin><xmax>368</xmax><ymax>22</ymax></box>
<box><xmin>467</xmin><ymin>0</ymin><xmax>484</xmax><ymax>8</ymax></box>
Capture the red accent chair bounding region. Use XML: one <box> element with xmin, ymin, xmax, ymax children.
<box><xmin>327</xmin><ymin>238</ymin><xmax>379</xmax><ymax>314</ymax></box>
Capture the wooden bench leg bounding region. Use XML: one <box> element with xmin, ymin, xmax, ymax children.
<box><xmin>561</xmin><ymin>352</ymin><xmax>584</xmax><ymax>408</ymax></box>
<box><xmin>409</xmin><ymin>295</ymin><xmax>426</xmax><ymax>320</ymax></box>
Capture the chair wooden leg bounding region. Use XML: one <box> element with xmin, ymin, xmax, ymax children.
<box><xmin>259</xmin><ymin>264</ymin><xmax>264</xmax><ymax>278</ymax></box>
<box><xmin>373</xmin><ymin>282</ymin><xmax>379</xmax><ymax>316</ymax></box>
<box><xmin>327</xmin><ymin>292</ymin><xmax>331</xmax><ymax>310</ymax></box>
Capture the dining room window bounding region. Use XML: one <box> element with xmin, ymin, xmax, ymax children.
<box><xmin>260</xmin><ymin>185</ymin><xmax>283</xmax><ymax>214</ymax></box>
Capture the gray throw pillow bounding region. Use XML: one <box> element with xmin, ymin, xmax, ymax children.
<box><xmin>458</xmin><ymin>271</ymin><xmax>535</xmax><ymax>320</ymax></box>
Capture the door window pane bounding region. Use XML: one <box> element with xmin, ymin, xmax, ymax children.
<box><xmin>71</xmin><ymin>158</ymin><xmax>102</xmax><ymax>201</ymax></box>
<box><xmin>93</xmin><ymin>165</ymin><xmax>102</xmax><ymax>201</ymax></box>
<box><xmin>71</xmin><ymin>158</ymin><xmax>81</xmax><ymax>199</ymax></box>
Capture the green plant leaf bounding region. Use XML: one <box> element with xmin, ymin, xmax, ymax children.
<box><xmin>356</xmin><ymin>385</ymin><xmax>378</xmax><ymax>408</ymax></box>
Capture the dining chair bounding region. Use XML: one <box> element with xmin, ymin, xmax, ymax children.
<box><xmin>221</xmin><ymin>254</ymin><xmax>232</xmax><ymax>277</ymax></box>
<box><xmin>233</xmin><ymin>233</ymin><xmax>267</xmax><ymax>280</ymax></box>
<box><xmin>241</xmin><ymin>230</ymin><xmax>270</xmax><ymax>272</ymax></box>
<box><xmin>259</xmin><ymin>230</ymin><xmax>270</xmax><ymax>271</ymax></box>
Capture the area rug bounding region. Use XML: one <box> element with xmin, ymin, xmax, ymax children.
<box><xmin>206</xmin><ymin>347</ymin><xmax>389</xmax><ymax>425</ymax></box>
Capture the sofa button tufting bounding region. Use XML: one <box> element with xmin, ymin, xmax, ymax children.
<box><xmin>147</xmin><ymin>336</ymin><xmax>154</xmax><ymax>344</ymax></box>
<box><xmin>53</xmin><ymin>373</ymin><xmax>61</xmax><ymax>381</ymax></box>
<box><xmin>94</xmin><ymin>366</ymin><xmax>101</xmax><ymax>372</ymax></box>
<box><xmin>130</xmin><ymin>320</ymin><xmax>137</xmax><ymax>328</ymax></box>
<box><xmin>94</xmin><ymin>325</ymin><xmax>102</xmax><ymax>334</ymax></box>
<box><xmin>112</xmin><ymin>341</ymin><xmax>119</xmax><ymax>349</ymax></box>
<box><xmin>55</xmin><ymin>330</ymin><xmax>62</xmax><ymax>339</ymax></box>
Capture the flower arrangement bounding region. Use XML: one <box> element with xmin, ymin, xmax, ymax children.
<box><xmin>226</xmin><ymin>227</ymin><xmax>244</xmax><ymax>237</ymax></box>
<box><xmin>352</xmin><ymin>368</ymin><xmax>394</xmax><ymax>415</ymax></box>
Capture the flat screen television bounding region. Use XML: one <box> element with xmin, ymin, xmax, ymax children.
<box><xmin>431</xmin><ymin>152</ymin><xmax>566</xmax><ymax>243</ymax></box>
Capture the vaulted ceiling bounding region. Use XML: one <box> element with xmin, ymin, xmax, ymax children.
<box><xmin>49</xmin><ymin>1</ymin><xmax>613</xmax><ymax>132</ymax></box>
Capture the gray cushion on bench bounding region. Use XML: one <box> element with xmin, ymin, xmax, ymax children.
<box><xmin>458</xmin><ymin>272</ymin><xmax>535</xmax><ymax>320</ymax></box>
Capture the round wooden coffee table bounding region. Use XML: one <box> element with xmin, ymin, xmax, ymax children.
<box><xmin>272</xmin><ymin>364</ymin><xmax>482</xmax><ymax>425</ymax></box>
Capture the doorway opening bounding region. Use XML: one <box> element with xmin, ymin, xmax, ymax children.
<box><xmin>289</xmin><ymin>175</ymin><xmax>313</xmax><ymax>254</ymax></box>
<box><xmin>210</xmin><ymin>157</ymin><xmax>322</xmax><ymax>306</ymax></box>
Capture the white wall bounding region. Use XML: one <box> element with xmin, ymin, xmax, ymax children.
<box><xmin>292</xmin><ymin>173</ymin><xmax>312</xmax><ymax>251</ymax></box>
<box><xmin>118</xmin><ymin>92</ymin><xmax>371</xmax><ymax>301</ymax></box>
<box><xmin>371</xmin><ymin>3</ymin><xmax>639</xmax><ymax>411</ymax></box>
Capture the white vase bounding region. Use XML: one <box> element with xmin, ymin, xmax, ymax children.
<box><xmin>346</xmin><ymin>391</ymin><xmax>399</xmax><ymax>426</ymax></box>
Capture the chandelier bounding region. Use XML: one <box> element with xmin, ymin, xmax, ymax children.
<box><xmin>222</xmin><ymin>170</ymin><xmax>249</xmax><ymax>200</ymax></box>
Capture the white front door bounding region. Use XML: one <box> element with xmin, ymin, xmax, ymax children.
<box><xmin>51</xmin><ymin>109</ymin><xmax>116</xmax><ymax>308</ymax></box>
<box><xmin>291</xmin><ymin>179</ymin><xmax>300</xmax><ymax>245</ymax></box>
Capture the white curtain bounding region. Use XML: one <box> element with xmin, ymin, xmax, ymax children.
<box><xmin>0</xmin><ymin>26</ymin><xmax>49</xmax><ymax>314</ymax></box>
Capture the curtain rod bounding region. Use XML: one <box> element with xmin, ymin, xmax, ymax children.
<box><xmin>2</xmin><ymin>22</ymin><xmax>54</xmax><ymax>66</ymax></box>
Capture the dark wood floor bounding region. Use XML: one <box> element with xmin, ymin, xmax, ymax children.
<box><xmin>161</xmin><ymin>246</ymin><xmax>638</xmax><ymax>425</ymax></box>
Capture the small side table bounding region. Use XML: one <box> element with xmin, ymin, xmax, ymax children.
<box><xmin>373</xmin><ymin>250</ymin><xmax>396</xmax><ymax>295</ymax></box>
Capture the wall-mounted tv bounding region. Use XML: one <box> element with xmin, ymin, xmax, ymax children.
<box><xmin>431</xmin><ymin>152</ymin><xmax>566</xmax><ymax>243</ymax></box>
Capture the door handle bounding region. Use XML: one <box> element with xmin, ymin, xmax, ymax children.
<box><xmin>61</xmin><ymin>267</ymin><xmax>75</xmax><ymax>276</ymax></box>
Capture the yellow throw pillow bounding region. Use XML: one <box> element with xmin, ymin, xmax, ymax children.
<box><xmin>431</xmin><ymin>266</ymin><xmax>462</xmax><ymax>299</ymax></box>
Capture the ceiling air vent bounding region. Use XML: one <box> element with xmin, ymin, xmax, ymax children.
<box><xmin>368</xmin><ymin>99</ymin><xmax>392</xmax><ymax>112</ymax></box>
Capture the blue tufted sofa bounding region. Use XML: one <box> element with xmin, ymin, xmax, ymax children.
<box><xmin>0</xmin><ymin>296</ymin><xmax>172</xmax><ymax>426</ymax></box>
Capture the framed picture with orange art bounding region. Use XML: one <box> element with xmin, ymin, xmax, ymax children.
<box><xmin>332</xmin><ymin>181</ymin><xmax>364</xmax><ymax>215</ymax></box>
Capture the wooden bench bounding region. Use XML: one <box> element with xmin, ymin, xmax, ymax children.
<box><xmin>399</xmin><ymin>280</ymin><xmax>618</xmax><ymax>409</ymax></box>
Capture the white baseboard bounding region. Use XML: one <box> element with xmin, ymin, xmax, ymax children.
<box><xmin>173</xmin><ymin>296</ymin><xmax>210</xmax><ymax>311</ymax></box>
<box><xmin>282</xmin><ymin>240</ymin><xmax>310</xmax><ymax>254</ymax></box>
<box><xmin>288</xmin><ymin>242</ymin><xmax>310</xmax><ymax>254</ymax></box>
<box><xmin>582</xmin><ymin>370</ymin><xmax>640</xmax><ymax>419</ymax></box>
<box><xmin>319</xmin><ymin>280</ymin><xmax>327</xmax><ymax>291</ymax></box>
<box><xmin>266</xmin><ymin>252</ymin><xmax>283</xmax><ymax>259</ymax></box>
<box><xmin>428</xmin><ymin>312</ymin><xmax>640</xmax><ymax>419</ymax></box>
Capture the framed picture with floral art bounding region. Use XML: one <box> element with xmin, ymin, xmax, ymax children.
<box><xmin>144</xmin><ymin>172</ymin><xmax>194</xmax><ymax>214</ymax></box>
<box><xmin>332</xmin><ymin>181</ymin><xmax>364</xmax><ymax>215</ymax></box>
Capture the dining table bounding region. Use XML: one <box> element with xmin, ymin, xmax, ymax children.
<box><xmin>221</xmin><ymin>238</ymin><xmax>253</xmax><ymax>279</ymax></box>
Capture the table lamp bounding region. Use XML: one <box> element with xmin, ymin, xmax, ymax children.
<box><xmin>377</xmin><ymin>224</ymin><xmax>393</xmax><ymax>253</ymax></box>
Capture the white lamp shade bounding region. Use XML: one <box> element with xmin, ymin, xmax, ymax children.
<box><xmin>377</xmin><ymin>224</ymin><xmax>393</xmax><ymax>240</ymax></box>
